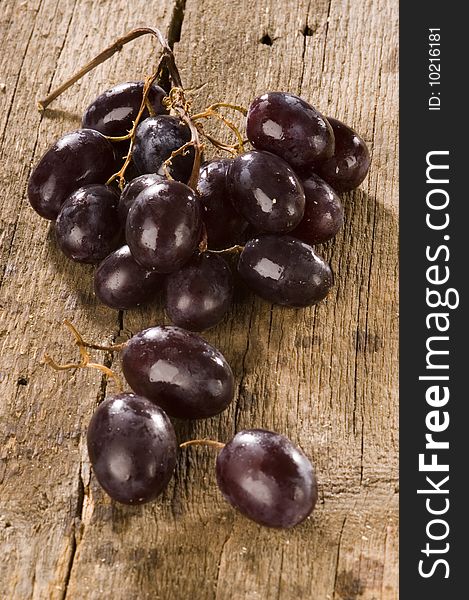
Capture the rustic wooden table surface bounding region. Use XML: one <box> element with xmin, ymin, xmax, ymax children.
<box><xmin>0</xmin><ymin>0</ymin><xmax>398</xmax><ymax>598</ymax></box>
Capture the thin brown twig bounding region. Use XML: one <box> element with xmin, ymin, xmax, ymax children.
<box><xmin>43</xmin><ymin>321</ymin><xmax>124</xmax><ymax>393</ymax></box>
<box><xmin>179</xmin><ymin>439</ymin><xmax>225</xmax><ymax>451</ymax></box>
<box><xmin>198</xmin><ymin>222</ymin><xmax>208</xmax><ymax>253</ymax></box>
<box><xmin>192</xmin><ymin>109</ymin><xmax>245</xmax><ymax>153</ymax></box>
<box><xmin>106</xmin><ymin>70</ymin><xmax>162</xmax><ymax>188</ymax></box>
<box><xmin>192</xmin><ymin>102</ymin><xmax>248</xmax><ymax>118</ymax></box>
<box><xmin>208</xmin><ymin>245</ymin><xmax>245</xmax><ymax>255</ymax></box>
<box><xmin>38</xmin><ymin>27</ymin><xmax>182</xmax><ymax>110</ymax></box>
<box><xmin>63</xmin><ymin>320</ymin><xmax>127</xmax><ymax>352</ymax></box>
<box><xmin>162</xmin><ymin>140</ymin><xmax>197</xmax><ymax>180</ymax></box>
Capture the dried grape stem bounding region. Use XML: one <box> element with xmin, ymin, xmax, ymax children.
<box><xmin>192</xmin><ymin>108</ymin><xmax>245</xmax><ymax>153</ymax></box>
<box><xmin>179</xmin><ymin>439</ymin><xmax>225</xmax><ymax>451</ymax></box>
<box><xmin>165</xmin><ymin>105</ymin><xmax>203</xmax><ymax>190</ymax></box>
<box><xmin>192</xmin><ymin>102</ymin><xmax>248</xmax><ymax>118</ymax></box>
<box><xmin>162</xmin><ymin>140</ymin><xmax>196</xmax><ymax>180</ymax></box>
<box><xmin>208</xmin><ymin>245</ymin><xmax>245</xmax><ymax>255</ymax></box>
<box><xmin>201</xmin><ymin>132</ymin><xmax>239</xmax><ymax>155</ymax></box>
<box><xmin>63</xmin><ymin>320</ymin><xmax>127</xmax><ymax>352</ymax></box>
<box><xmin>43</xmin><ymin>326</ymin><xmax>124</xmax><ymax>393</ymax></box>
<box><xmin>37</xmin><ymin>26</ymin><xmax>204</xmax><ymax>188</ymax></box>
<box><xmin>198</xmin><ymin>222</ymin><xmax>208</xmax><ymax>253</ymax></box>
<box><xmin>106</xmin><ymin>70</ymin><xmax>162</xmax><ymax>188</ymax></box>
<box><xmin>44</xmin><ymin>354</ymin><xmax>123</xmax><ymax>392</ymax></box>
<box><xmin>43</xmin><ymin>320</ymin><xmax>124</xmax><ymax>391</ymax></box>
<box><xmin>38</xmin><ymin>27</ymin><xmax>182</xmax><ymax>110</ymax></box>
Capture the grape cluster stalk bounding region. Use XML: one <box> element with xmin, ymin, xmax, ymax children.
<box><xmin>33</xmin><ymin>27</ymin><xmax>370</xmax><ymax>528</ymax></box>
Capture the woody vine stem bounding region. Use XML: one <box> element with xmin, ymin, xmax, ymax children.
<box><xmin>37</xmin><ymin>26</ymin><xmax>247</xmax><ymax>192</ymax></box>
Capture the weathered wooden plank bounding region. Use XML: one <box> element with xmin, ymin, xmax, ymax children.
<box><xmin>0</xmin><ymin>0</ymin><xmax>398</xmax><ymax>598</ymax></box>
<box><xmin>170</xmin><ymin>1</ymin><xmax>399</xmax><ymax>598</ymax></box>
<box><xmin>0</xmin><ymin>1</ymin><xmax>177</xmax><ymax>598</ymax></box>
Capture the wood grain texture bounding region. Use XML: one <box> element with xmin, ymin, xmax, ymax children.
<box><xmin>0</xmin><ymin>0</ymin><xmax>398</xmax><ymax>598</ymax></box>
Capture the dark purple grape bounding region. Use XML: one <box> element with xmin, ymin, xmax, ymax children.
<box><xmin>82</xmin><ymin>81</ymin><xmax>167</xmax><ymax>138</ymax></box>
<box><xmin>315</xmin><ymin>117</ymin><xmax>371</xmax><ymax>192</ymax></box>
<box><xmin>55</xmin><ymin>184</ymin><xmax>121</xmax><ymax>264</ymax></box>
<box><xmin>118</xmin><ymin>173</ymin><xmax>164</xmax><ymax>225</ymax></box>
<box><xmin>125</xmin><ymin>180</ymin><xmax>201</xmax><ymax>273</ymax></box>
<box><xmin>246</xmin><ymin>92</ymin><xmax>334</xmax><ymax>169</ymax></box>
<box><xmin>87</xmin><ymin>393</ymin><xmax>177</xmax><ymax>505</ymax></box>
<box><xmin>229</xmin><ymin>151</ymin><xmax>305</xmax><ymax>233</ymax></box>
<box><xmin>238</xmin><ymin>235</ymin><xmax>333</xmax><ymax>307</ymax></box>
<box><xmin>121</xmin><ymin>326</ymin><xmax>234</xmax><ymax>419</ymax></box>
<box><xmin>165</xmin><ymin>253</ymin><xmax>233</xmax><ymax>331</ymax></box>
<box><xmin>216</xmin><ymin>429</ymin><xmax>317</xmax><ymax>528</ymax></box>
<box><xmin>28</xmin><ymin>129</ymin><xmax>116</xmax><ymax>220</ymax></box>
<box><xmin>197</xmin><ymin>159</ymin><xmax>248</xmax><ymax>250</ymax></box>
<box><xmin>94</xmin><ymin>245</ymin><xmax>164</xmax><ymax>310</ymax></box>
<box><xmin>291</xmin><ymin>173</ymin><xmax>344</xmax><ymax>245</ymax></box>
<box><xmin>133</xmin><ymin>116</ymin><xmax>194</xmax><ymax>183</ymax></box>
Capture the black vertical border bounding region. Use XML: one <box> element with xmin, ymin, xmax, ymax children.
<box><xmin>400</xmin><ymin>2</ymin><xmax>466</xmax><ymax>596</ymax></box>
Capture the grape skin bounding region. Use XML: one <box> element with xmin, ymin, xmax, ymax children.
<box><xmin>87</xmin><ymin>393</ymin><xmax>177</xmax><ymax>505</ymax></box>
<box><xmin>133</xmin><ymin>115</ymin><xmax>195</xmax><ymax>183</ymax></box>
<box><xmin>198</xmin><ymin>159</ymin><xmax>248</xmax><ymax>250</ymax></box>
<box><xmin>82</xmin><ymin>81</ymin><xmax>167</xmax><ymax>138</ymax></box>
<box><xmin>229</xmin><ymin>151</ymin><xmax>305</xmax><ymax>233</ymax></box>
<box><xmin>238</xmin><ymin>235</ymin><xmax>333</xmax><ymax>307</ymax></box>
<box><xmin>55</xmin><ymin>184</ymin><xmax>122</xmax><ymax>264</ymax></box>
<box><xmin>315</xmin><ymin>117</ymin><xmax>371</xmax><ymax>192</ymax></box>
<box><xmin>118</xmin><ymin>173</ymin><xmax>164</xmax><ymax>225</ymax></box>
<box><xmin>216</xmin><ymin>429</ymin><xmax>318</xmax><ymax>528</ymax></box>
<box><xmin>121</xmin><ymin>326</ymin><xmax>234</xmax><ymax>419</ymax></box>
<box><xmin>28</xmin><ymin>129</ymin><xmax>117</xmax><ymax>220</ymax></box>
<box><xmin>94</xmin><ymin>245</ymin><xmax>164</xmax><ymax>310</ymax></box>
<box><xmin>165</xmin><ymin>252</ymin><xmax>233</xmax><ymax>331</ymax></box>
<box><xmin>125</xmin><ymin>180</ymin><xmax>201</xmax><ymax>273</ymax></box>
<box><xmin>246</xmin><ymin>92</ymin><xmax>334</xmax><ymax>169</ymax></box>
<box><xmin>291</xmin><ymin>173</ymin><xmax>344</xmax><ymax>245</ymax></box>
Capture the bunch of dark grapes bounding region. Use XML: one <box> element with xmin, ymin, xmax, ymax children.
<box><xmin>34</xmin><ymin>27</ymin><xmax>370</xmax><ymax>528</ymax></box>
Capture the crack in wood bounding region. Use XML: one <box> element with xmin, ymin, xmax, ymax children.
<box><xmin>332</xmin><ymin>514</ymin><xmax>348</xmax><ymax>600</ymax></box>
<box><xmin>298</xmin><ymin>0</ymin><xmax>312</xmax><ymax>95</ymax></box>
<box><xmin>60</xmin><ymin>468</ymin><xmax>83</xmax><ymax>600</ymax></box>
<box><xmin>167</xmin><ymin>0</ymin><xmax>187</xmax><ymax>48</ymax></box>
<box><xmin>214</xmin><ymin>523</ymin><xmax>235</xmax><ymax>600</ymax></box>
<box><xmin>319</xmin><ymin>0</ymin><xmax>332</xmax><ymax>80</ymax></box>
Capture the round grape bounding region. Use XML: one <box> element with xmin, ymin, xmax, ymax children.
<box><xmin>125</xmin><ymin>180</ymin><xmax>201</xmax><ymax>273</ymax></box>
<box><xmin>291</xmin><ymin>173</ymin><xmax>344</xmax><ymax>245</ymax></box>
<box><xmin>94</xmin><ymin>245</ymin><xmax>164</xmax><ymax>310</ymax></box>
<box><xmin>28</xmin><ymin>129</ymin><xmax>116</xmax><ymax>220</ymax></box>
<box><xmin>315</xmin><ymin>117</ymin><xmax>371</xmax><ymax>192</ymax></box>
<box><xmin>246</xmin><ymin>92</ymin><xmax>334</xmax><ymax>168</ymax></box>
<box><xmin>197</xmin><ymin>159</ymin><xmax>248</xmax><ymax>250</ymax></box>
<box><xmin>216</xmin><ymin>429</ymin><xmax>318</xmax><ymax>528</ymax></box>
<box><xmin>121</xmin><ymin>326</ymin><xmax>234</xmax><ymax>419</ymax></box>
<box><xmin>238</xmin><ymin>236</ymin><xmax>333</xmax><ymax>306</ymax></box>
<box><xmin>165</xmin><ymin>252</ymin><xmax>233</xmax><ymax>331</ymax></box>
<box><xmin>87</xmin><ymin>393</ymin><xmax>177</xmax><ymax>505</ymax></box>
<box><xmin>82</xmin><ymin>81</ymin><xmax>167</xmax><ymax>138</ymax></box>
<box><xmin>229</xmin><ymin>151</ymin><xmax>305</xmax><ymax>233</ymax></box>
<box><xmin>55</xmin><ymin>184</ymin><xmax>121</xmax><ymax>264</ymax></box>
<box><xmin>118</xmin><ymin>173</ymin><xmax>164</xmax><ymax>225</ymax></box>
<box><xmin>133</xmin><ymin>115</ymin><xmax>194</xmax><ymax>183</ymax></box>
